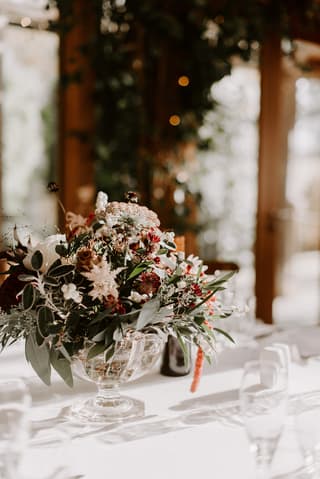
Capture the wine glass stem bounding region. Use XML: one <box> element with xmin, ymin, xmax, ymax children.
<box><xmin>256</xmin><ymin>464</ymin><xmax>270</xmax><ymax>479</ymax></box>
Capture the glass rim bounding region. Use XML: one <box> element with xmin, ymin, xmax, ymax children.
<box><xmin>242</xmin><ymin>358</ymin><xmax>282</xmax><ymax>371</ymax></box>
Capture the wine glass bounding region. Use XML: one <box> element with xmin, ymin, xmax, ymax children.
<box><xmin>293</xmin><ymin>392</ymin><xmax>320</xmax><ymax>478</ymax></box>
<box><xmin>0</xmin><ymin>378</ymin><xmax>31</xmax><ymax>479</ymax></box>
<box><xmin>239</xmin><ymin>360</ymin><xmax>288</xmax><ymax>479</ymax></box>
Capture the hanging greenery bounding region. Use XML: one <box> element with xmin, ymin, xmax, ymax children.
<box><xmin>56</xmin><ymin>0</ymin><xmax>320</xmax><ymax>228</ymax></box>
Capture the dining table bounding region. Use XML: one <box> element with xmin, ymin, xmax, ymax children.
<box><xmin>2</xmin><ymin>324</ymin><xmax>320</xmax><ymax>479</ymax></box>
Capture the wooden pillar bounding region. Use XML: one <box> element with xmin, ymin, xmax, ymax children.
<box><xmin>255</xmin><ymin>35</ymin><xmax>295</xmax><ymax>323</ymax></box>
<box><xmin>59</xmin><ymin>0</ymin><xmax>96</xmax><ymax>219</ymax></box>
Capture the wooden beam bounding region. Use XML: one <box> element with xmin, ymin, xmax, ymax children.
<box><xmin>58</xmin><ymin>0</ymin><xmax>96</xmax><ymax>220</ymax></box>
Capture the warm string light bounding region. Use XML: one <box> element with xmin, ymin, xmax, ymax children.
<box><xmin>178</xmin><ymin>75</ymin><xmax>190</xmax><ymax>87</ymax></box>
<box><xmin>169</xmin><ymin>115</ymin><xmax>181</xmax><ymax>126</ymax></box>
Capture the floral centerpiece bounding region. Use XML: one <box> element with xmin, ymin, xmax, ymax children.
<box><xmin>0</xmin><ymin>191</ymin><xmax>234</xmax><ymax>394</ymax></box>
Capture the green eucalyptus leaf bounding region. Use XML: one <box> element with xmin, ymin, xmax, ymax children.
<box><xmin>50</xmin><ymin>348</ymin><xmax>73</xmax><ymax>388</ymax></box>
<box><xmin>47</xmin><ymin>258</ymin><xmax>62</xmax><ymax>274</ymax></box>
<box><xmin>35</xmin><ymin>328</ymin><xmax>45</xmax><ymax>346</ymax></box>
<box><xmin>49</xmin><ymin>264</ymin><xmax>74</xmax><ymax>277</ymax></box>
<box><xmin>203</xmin><ymin>271</ymin><xmax>235</xmax><ymax>290</ymax></box>
<box><xmin>25</xmin><ymin>333</ymin><xmax>51</xmax><ymax>385</ymax></box>
<box><xmin>136</xmin><ymin>298</ymin><xmax>160</xmax><ymax>330</ymax></box>
<box><xmin>31</xmin><ymin>250</ymin><xmax>43</xmax><ymax>271</ymax></box>
<box><xmin>92</xmin><ymin>329</ymin><xmax>107</xmax><ymax>342</ymax></box>
<box><xmin>104</xmin><ymin>345</ymin><xmax>115</xmax><ymax>363</ymax></box>
<box><xmin>213</xmin><ymin>327</ymin><xmax>235</xmax><ymax>344</ymax></box>
<box><xmin>57</xmin><ymin>344</ymin><xmax>72</xmax><ymax>362</ymax></box>
<box><xmin>37</xmin><ymin>306</ymin><xmax>54</xmax><ymax>338</ymax></box>
<box><xmin>55</xmin><ymin>244</ymin><xmax>68</xmax><ymax>257</ymax></box>
<box><xmin>175</xmin><ymin>331</ymin><xmax>190</xmax><ymax>369</ymax></box>
<box><xmin>22</xmin><ymin>284</ymin><xmax>36</xmax><ymax>311</ymax></box>
<box><xmin>43</xmin><ymin>275</ymin><xmax>59</xmax><ymax>287</ymax></box>
<box><xmin>87</xmin><ymin>343</ymin><xmax>106</xmax><ymax>360</ymax></box>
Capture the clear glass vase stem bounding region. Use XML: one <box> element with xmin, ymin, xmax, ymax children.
<box><xmin>95</xmin><ymin>384</ymin><xmax>121</xmax><ymax>408</ymax></box>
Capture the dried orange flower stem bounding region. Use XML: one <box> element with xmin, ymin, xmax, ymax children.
<box><xmin>190</xmin><ymin>319</ymin><xmax>213</xmax><ymax>393</ymax></box>
<box><xmin>190</xmin><ymin>347</ymin><xmax>204</xmax><ymax>393</ymax></box>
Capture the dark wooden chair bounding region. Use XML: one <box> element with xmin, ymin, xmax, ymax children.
<box><xmin>205</xmin><ymin>260</ymin><xmax>239</xmax><ymax>274</ymax></box>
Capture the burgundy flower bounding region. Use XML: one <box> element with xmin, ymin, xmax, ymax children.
<box><xmin>0</xmin><ymin>267</ymin><xmax>26</xmax><ymax>312</ymax></box>
<box><xmin>137</xmin><ymin>272</ymin><xmax>160</xmax><ymax>295</ymax></box>
<box><xmin>191</xmin><ymin>284</ymin><xmax>203</xmax><ymax>297</ymax></box>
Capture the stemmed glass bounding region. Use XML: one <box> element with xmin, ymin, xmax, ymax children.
<box><xmin>239</xmin><ymin>360</ymin><xmax>288</xmax><ymax>479</ymax></box>
<box><xmin>0</xmin><ymin>378</ymin><xmax>31</xmax><ymax>479</ymax></box>
<box><xmin>293</xmin><ymin>392</ymin><xmax>320</xmax><ymax>478</ymax></box>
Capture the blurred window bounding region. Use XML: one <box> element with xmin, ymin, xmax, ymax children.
<box><xmin>273</xmin><ymin>77</ymin><xmax>320</xmax><ymax>326</ymax></box>
<box><xmin>0</xmin><ymin>5</ymin><xmax>58</xmax><ymax>243</ymax></box>
<box><xmin>197</xmin><ymin>63</ymin><xmax>260</xmax><ymax>296</ymax></box>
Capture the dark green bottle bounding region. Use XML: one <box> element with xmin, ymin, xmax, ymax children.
<box><xmin>160</xmin><ymin>335</ymin><xmax>191</xmax><ymax>376</ymax></box>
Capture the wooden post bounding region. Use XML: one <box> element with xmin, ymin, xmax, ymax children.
<box><xmin>255</xmin><ymin>35</ymin><xmax>295</xmax><ymax>323</ymax></box>
<box><xmin>58</xmin><ymin>0</ymin><xmax>96</xmax><ymax>220</ymax></box>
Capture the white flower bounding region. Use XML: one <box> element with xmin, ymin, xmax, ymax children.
<box><xmin>62</xmin><ymin>283</ymin><xmax>82</xmax><ymax>303</ymax></box>
<box><xmin>128</xmin><ymin>291</ymin><xmax>148</xmax><ymax>303</ymax></box>
<box><xmin>95</xmin><ymin>191</ymin><xmax>109</xmax><ymax>215</ymax></box>
<box><xmin>23</xmin><ymin>234</ymin><xmax>66</xmax><ymax>273</ymax></box>
<box><xmin>158</xmin><ymin>254</ymin><xmax>177</xmax><ymax>271</ymax></box>
<box><xmin>82</xmin><ymin>260</ymin><xmax>123</xmax><ymax>301</ymax></box>
<box><xmin>183</xmin><ymin>254</ymin><xmax>204</xmax><ymax>275</ymax></box>
<box><xmin>177</xmin><ymin>280</ymin><xmax>187</xmax><ymax>289</ymax></box>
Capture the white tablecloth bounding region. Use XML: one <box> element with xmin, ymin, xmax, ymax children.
<box><xmin>2</xmin><ymin>327</ymin><xmax>320</xmax><ymax>479</ymax></box>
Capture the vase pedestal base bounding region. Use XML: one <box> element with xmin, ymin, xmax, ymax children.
<box><xmin>70</xmin><ymin>395</ymin><xmax>145</xmax><ymax>424</ymax></box>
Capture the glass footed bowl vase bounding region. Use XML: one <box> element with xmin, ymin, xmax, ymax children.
<box><xmin>71</xmin><ymin>331</ymin><xmax>164</xmax><ymax>423</ymax></box>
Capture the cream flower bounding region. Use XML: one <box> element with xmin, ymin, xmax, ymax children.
<box><xmin>95</xmin><ymin>191</ymin><xmax>109</xmax><ymax>215</ymax></box>
<box><xmin>82</xmin><ymin>260</ymin><xmax>123</xmax><ymax>301</ymax></box>
<box><xmin>62</xmin><ymin>283</ymin><xmax>82</xmax><ymax>303</ymax></box>
<box><xmin>128</xmin><ymin>291</ymin><xmax>148</xmax><ymax>303</ymax></box>
<box><xmin>23</xmin><ymin>234</ymin><xmax>66</xmax><ymax>273</ymax></box>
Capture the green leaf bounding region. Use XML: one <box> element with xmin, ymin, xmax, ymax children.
<box><xmin>37</xmin><ymin>306</ymin><xmax>55</xmax><ymax>338</ymax></box>
<box><xmin>43</xmin><ymin>275</ymin><xmax>59</xmax><ymax>287</ymax></box>
<box><xmin>47</xmin><ymin>258</ymin><xmax>62</xmax><ymax>274</ymax></box>
<box><xmin>127</xmin><ymin>262</ymin><xmax>151</xmax><ymax>280</ymax></box>
<box><xmin>22</xmin><ymin>284</ymin><xmax>36</xmax><ymax>311</ymax></box>
<box><xmin>49</xmin><ymin>264</ymin><xmax>74</xmax><ymax>277</ymax></box>
<box><xmin>203</xmin><ymin>271</ymin><xmax>235</xmax><ymax>290</ymax></box>
<box><xmin>104</xmin><ymin>344</ymin><xmax>115</xmax><ymax>363</ymax></box>
<box><xmin>50</xmin><ymin>348</ymin><xmax>73</xmax><ymax>388</ymax></box>
<box><xmin>25</xmin><ymin>333</ymin><xmax>51</xmax><ymax>385</ymax></box>
<box><xmin>31</xmin><ymin>250</ymin><xmax>43</xmax><ymax>271</ymax></box>
<box><xmin>35</xmin><ymin>328</ymin><xmax>45</xmax><ymax>346</ymax></box>
<box><xmin>55</xmin><ymin>244</ymin><xmax>68</xmax><ymax>257</ymax></box>
<box><xmin>175</xmin><ymin>331</ymin><xmax>190</xmax><ymax>369</ymax></box>
<box><xmin>87</xmin><ymin>342</ymin><xmax>106</xmax><ymax>360</ymax></box>
<box><xmin>92</xmin><ymin>328</ymin><xmax>107</xmax><ymax>342</ymax></box>
<box><xmin>57</xmin><ymin>344</ymin><xmax>72</xmax><ymax>362</ymax></box>
<box><xmin>213</xmin><ymin>327</ymin><xmax>235</xmax><ymax>344</ymax></box>
<box><xmin>136</xmin><ymin>298</ymin><xmax>160</xmax><ymax>330</ymax></box>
